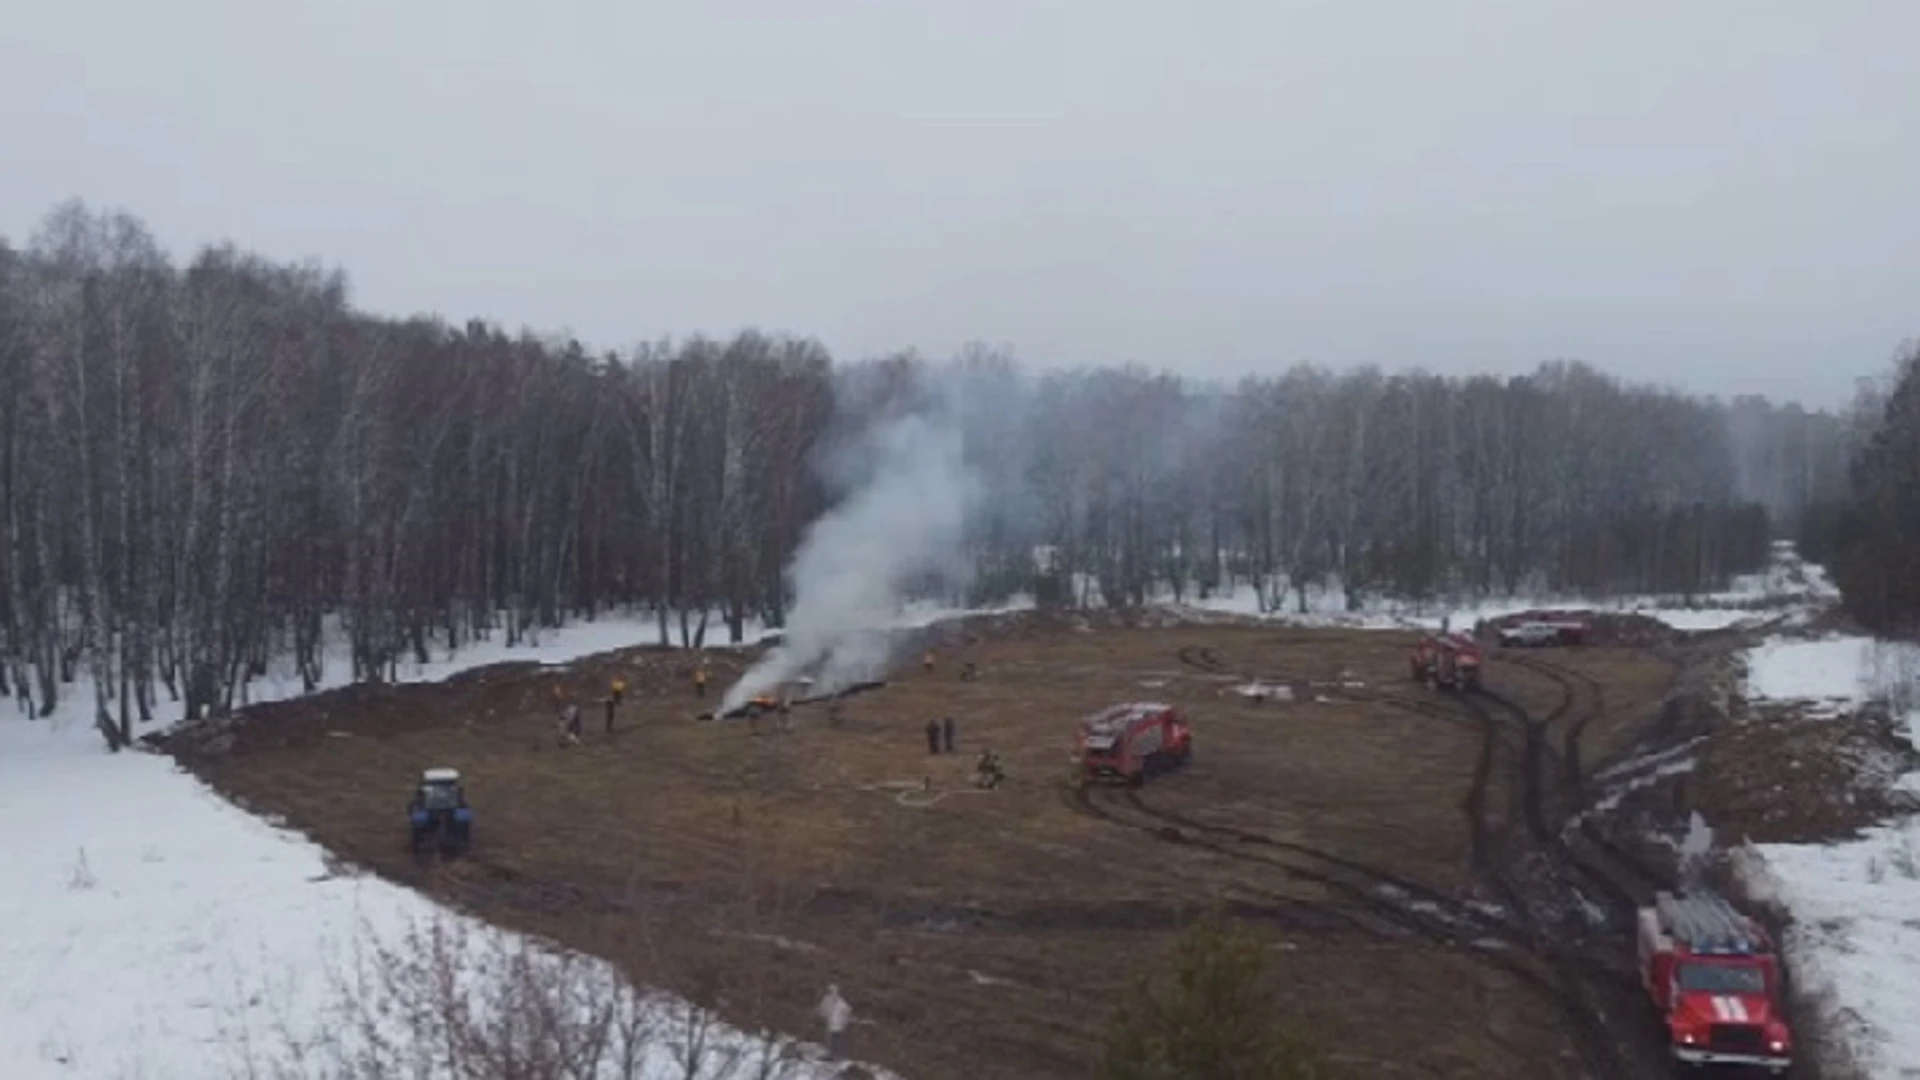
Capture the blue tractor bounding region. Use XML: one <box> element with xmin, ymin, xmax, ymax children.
<box><xmin>408</xmin><ymin>767</ymin><xmax>473</xmax><ymax>857</ymax></box>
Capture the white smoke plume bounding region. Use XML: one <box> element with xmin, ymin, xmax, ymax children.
<box><xmin>720</xmin><ymin>411</ymin><xmax>983</xmax><ymax>714</ymax></box>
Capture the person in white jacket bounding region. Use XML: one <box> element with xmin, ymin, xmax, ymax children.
<box><xmin>817</xmin><ymin>983</ymin><xmax>852</xmax><ymax>1058</ymax></box>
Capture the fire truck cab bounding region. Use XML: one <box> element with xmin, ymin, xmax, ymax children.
<box><xmin>1411</xmin><ymin>632</ymin><xmax>1483</xmax><ymax>690</ymax></box>
<box><xmin>1077</xmin><ymin>702</ymin><xmax>1192</xmax><ymax>787</ymax></box>
<box><xmin>1637</xmin><ymin>891</ymin><xmax>1792</xmax><ymax>1073</ymax></box>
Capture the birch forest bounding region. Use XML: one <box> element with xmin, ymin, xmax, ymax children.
<box><xmin>1802</xmin><ymin>341</ymin><xmax>1920</xmax><ymax>634</ymax></box>
<box><xmin>0</xmin><ymin>201</ymin><xmax>1858</xmax><ymax>745</ymax></box>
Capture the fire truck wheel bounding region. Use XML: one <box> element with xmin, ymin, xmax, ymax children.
<box><xmin>1127</xmin><ymin>769</ymin><xmax>1145</xmax><ymax>788</ymax></box>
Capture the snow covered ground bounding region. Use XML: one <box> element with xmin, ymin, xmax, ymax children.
<box><xmin>0</xmin><ymin>612</ymin><xmax>912</xmax><ymax>1080</ymax></box>
<box><xmin>1734</xmin><ymin>629</ymin><xmax>1920</xmax><ymax>1079</ymax></box>
<box><xmin>1175</xmin><ymin>567</ymin><xmax>1815</xmax><ymax>634</ymax></box>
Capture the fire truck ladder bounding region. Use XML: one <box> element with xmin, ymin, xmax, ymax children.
<box><xmin>1655</xmin><ymin>891</ymin><xmax>1758</xmax><ymax>954</ymax></box>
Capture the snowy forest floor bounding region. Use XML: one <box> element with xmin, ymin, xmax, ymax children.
<box><xmin>162</xmin><ymin>612</ymin><xmax>1703</xmax><ymax>1080</ymax></box>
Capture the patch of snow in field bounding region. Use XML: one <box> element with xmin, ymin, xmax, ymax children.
<box><xmin>1176</xmin><ymin>564</ymin><xmax>1804</xmax><ymax>635</ymax></box>
<box><xmin>894</xmin><ymin>595</ymin><xmax>1034</xmax><ymax>629</ymax></box>
<box><xmin>1743</xmin><ymin>635</ymin><xmax>1920</xmax><ymax>723</ymax></box>
<box><xmin>1593</xmin><ymin>737</ymin><xmax>1706</xmax><ymax>785</ymax></box>
<box><xmin>1745</xmin><ymin>635</ymin><xmax>1878</xmax><ymax>711</ymax></box>
<box><xmin>1577</xmin><ymin>754</ymin><xmax>1701</xmax><ymax>821</ymax></box>
<box><xmin>1640</xmin><ymin>607</ymin><xmax>1760</xmax><ymax>631</ymax></box>
<box><xmin>0</xmin><ymin>611</ymin><xmax>903</xmax><ymax>1079</ymax></box>
<box><xmin>1735</xmin><ymin>624</ymin><xmax>1920</xmax><ymax>1078</ymax></box>
<box><xmin>1738</xmin><ymin>829</ymin><xmax>1920</xmax><ymax>1078</ymax></box>
<box><xmin>1233</xmin><ymin>682</ymin><xmax>1294</xmax><ymax>702</ymax></box>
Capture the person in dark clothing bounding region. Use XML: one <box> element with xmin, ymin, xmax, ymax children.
<box><xmin>925</xmin><ymin>719</ymin><xmax>941</xmax><ymax>754</ymax></box>
<box><xmin>942</xmin><ymin>716</ymin><xmax>956</xmax><ymax>753</ymax></box>
<box><xmin>603</xmin><ymin>696</ymin><xmax>616</xmax><ymax>734</ymax></box>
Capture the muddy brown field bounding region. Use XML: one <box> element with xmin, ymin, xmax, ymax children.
<box><xmin>167</xmin><ymin>615</ymin><xmax>1691</xmax><ymax>1079</ymax></box>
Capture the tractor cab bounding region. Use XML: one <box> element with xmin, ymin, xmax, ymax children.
<box><xmin>408</xmin><ymin>767</ymin><xmax>473</xmax><ymax>856</ymax></box>
<box><xmin>414</xmin><ymin>767</ymin><xmax>467</xmax><ymax>811</ymax></box>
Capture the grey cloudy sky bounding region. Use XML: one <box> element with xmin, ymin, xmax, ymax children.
<box><xmin>4</xmin><ymin>1</ymin><xmax>1915</xmax><ymax>408</ymax></box>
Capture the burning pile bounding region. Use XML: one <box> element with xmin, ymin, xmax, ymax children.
<box><xmin>718</xmin><ymin>412</ymin><xmax>982</xmax><ymax>716</ymax></box>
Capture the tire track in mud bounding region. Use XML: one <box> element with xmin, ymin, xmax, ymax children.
<box><xmin>1180</xmin><ymin>641</ymin><xmax>1513</xmax><ymax>922</ymax></box>
<box><xmin>1168</xmin><ymin>642</ymin><xmax>1633</xmax><ymax>1079</ymax></box>
<box><xmin>1338</xmin><ymin>688</ymin><xmax>1508</xmax><ymax>875</ymax></box>
<box><xmin>1475</xmin><ymin>656</ymin><xmax>1687</xmax><ymax>1080</ymax></box>
<box><xmin>1062</xmin><ymin>780</ymin><xmax>1519</xmax><ymax>950</ymax></box>
<box><xmin>1115</xmin><ymin>789</ymin><xmax>1519</xmax><ymax>942</ymax></box>
<box><xmin>1490</xmin><ymin>654</ymin><xmax>1674</xmax><ymax>898</ymax></box>
<box><xmin>1448</xmin><ymin>681</ymin><xmax>1641</xmax><ymax>1080</ymax></box>
<box><xmin>1175</xmin><ymin>644</ymin><xmax>1227</xmax><ymax>674</ymax></box>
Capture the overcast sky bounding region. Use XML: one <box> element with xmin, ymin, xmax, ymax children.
<box><xmin>4</xmin><ymin>1</ymin><xmax>1915</xmax><ymax>408</ymax></box>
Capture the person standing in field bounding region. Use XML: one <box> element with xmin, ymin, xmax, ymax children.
<box><xmin>605</xmin><ymin>674</ymin><xmax>627</xmax><ymax>733</ymax></box>
<box><xmin>817</xmin><ymin>984</ymin><xmax>852</xmax><ymax>1058</ymax></box>
<box><xmin>694</xmin><ymin>664</ymin><xmax>709</xmax><ymax>697</ymax></box>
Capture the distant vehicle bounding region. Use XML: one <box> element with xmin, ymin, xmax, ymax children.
<box><xmin>1490</xmin><ymin>610</ymin><xmax>1590</xmax><ymax>645</ymax></box>
<box><xmin>1411</xmin><ymin>632</ymin><xmax>1483</xmax><ymax>690</ymax></box>
<box><xmin>408</xmin><ymin>767</ymin><xmax>473</xmax><ymax>856</ymax></box>
<box><xmin>1077</xmin><ymin>702</ymin><xmax>1192</xmax><ymax>786</ymax></box>
<box><xmin>1498</xmin><ymin>621</ymin><xmax>1562</xmax><ymax>647</ymax></box>
<box><xmin>1637</xmin><ymin>890</ymin><xmax>1793</xmax><ymax>1073</ymax></box>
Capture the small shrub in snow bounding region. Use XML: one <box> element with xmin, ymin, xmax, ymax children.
<box><xmin>225</xmin><ymin>911</ymin><xmax>812</xmax><ymax>1080</ymax></box>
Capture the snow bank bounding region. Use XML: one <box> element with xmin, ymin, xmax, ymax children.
<box><xmin>1174</xmin><ymin>543</ymin><xmax>1822</xmax><ymax>634</ymax></box>
<box><xmin>1181</xmin><ymin>581</ymin><xmax>1784</xmax><ymax>635</ymax></box>
<box><xmin>1735</xmin><ymin>628</ymin><xmax>1920</xmax><ymax>1078</ymax></box>
<box><xmin>1740</xmin><ymin>826</ymin><xmax>1920</xmax><ymax>1078</ymax></box>
<box><xmin>0</xmin><ymin>613</ymin><xmax>900</xmax><ymax>1079</ymax></box>
<box><xmin>1745</xmin><ymin>636</ymin><xmax>1877</xmax><ymax>712</ymax></box>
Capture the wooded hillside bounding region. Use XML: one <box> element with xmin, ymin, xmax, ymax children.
<box><xmin>1801</xmin><ymin>342</ymin><xmax>1920</xmax><ymax>634</ymax></box>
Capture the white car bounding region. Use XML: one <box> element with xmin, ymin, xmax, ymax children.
<box><xmin>1499</xmin><ymin>622</ymin><xmax>1561</xmax><ymax>647</ymax></box>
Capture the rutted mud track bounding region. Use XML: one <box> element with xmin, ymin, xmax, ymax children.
<box><xmin>1161</xmin><ymin>642</ymin><xmax>1678</xmax><ymax>1079</ymax></box>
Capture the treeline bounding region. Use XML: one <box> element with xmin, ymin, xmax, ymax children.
<box><xmin>0</xmin><ymin>200</ymin><xmax>1821</xmax><ymax>743</ymax></box>
<box><xmin>1011</xmin><ymin>362</ymin><xmax>1778</xmax><ymax>613</ymax></box>
<box><xmin>1801</xmin><ymin>342</ymin><xmax>1920</xmax><ymax>634</ymax></box>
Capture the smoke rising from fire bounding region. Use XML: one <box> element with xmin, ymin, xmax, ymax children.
<box><xmin>719</xmin><ymin>410</ymin><xmax>982</xmax><ymax>714</ymax></box>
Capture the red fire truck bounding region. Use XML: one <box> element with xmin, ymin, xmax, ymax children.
<box><xmin>1410</xmin><ymin>632</ymin><xmax>1483</xmax><ymax>690</ymax></box>
<box><xmin>1077</xmin><ymin>702</ymin><xmax>1192</xmax><ymax>786</ymax></box>
<box><xmin>1637</xmin><ymin>890</ymin><xmax>1793</xmax><ymax>1073</ymax></box>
